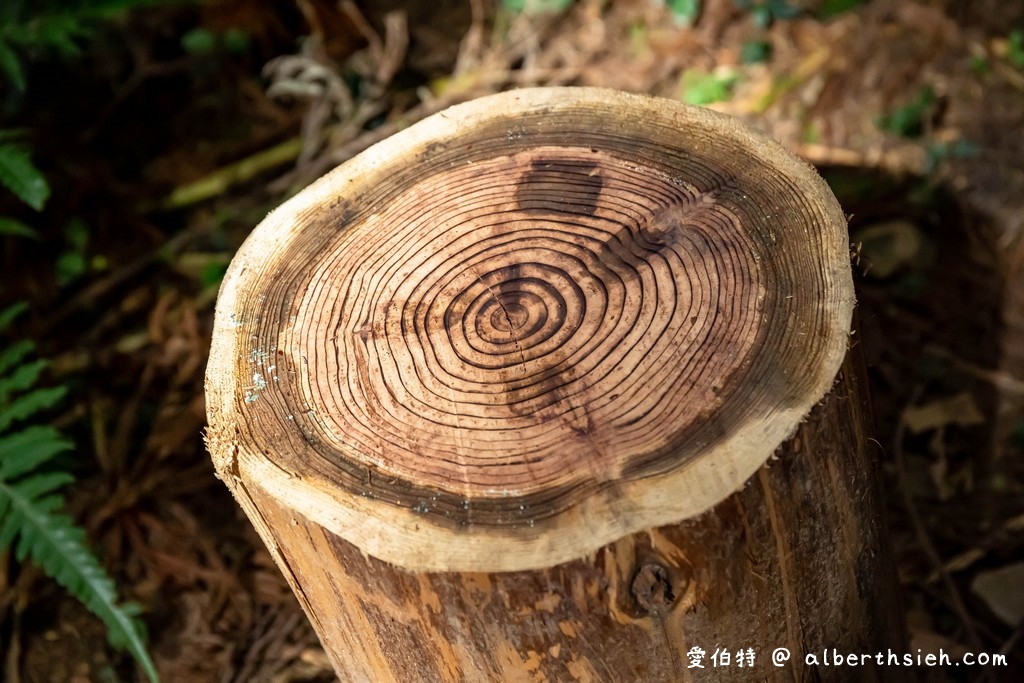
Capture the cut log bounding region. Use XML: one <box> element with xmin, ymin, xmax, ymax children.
<box><xmin>205</xmin><ymin>88</ymin><xmax>904</xmax><ymax>681</ymax></box>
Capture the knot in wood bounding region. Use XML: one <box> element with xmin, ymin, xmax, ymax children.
<box><xmin>631</xmin><ymin>562</ymin><xmax>678</xmax><ymax>615</ymax></box>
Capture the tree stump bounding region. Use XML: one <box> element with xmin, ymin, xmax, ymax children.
<box><xmin>205</xmin><ymin>88</ymin><xmax>904</xmax><ymax>681</ymax></box>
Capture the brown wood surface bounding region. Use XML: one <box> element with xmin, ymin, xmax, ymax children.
<box><xmin>205</xmin><ymin>88</ymin><xmax>855</xmax><ymax>572</ymax></box>
<box><xmin>206</xmin><ymin>88</ymin><xmax>902</xmax><ymax>681</ymax></box>
<box><xmin>225</xmin><ymin>349</ymin><xmax>905</xmax><ymax>682</ymax></box>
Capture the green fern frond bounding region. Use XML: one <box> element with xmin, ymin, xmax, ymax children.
<box><xmin>0</xmin><ymin>478</ymin><xmax>157</xmax><ymax>669</ymax></box>
<box><xmin>0</xmin><ymin>38</ymin><xmax>26</xmax><ymax>91</ymax></box>
<box><xmin>0</xmin><ymin>301</ymin><xmax>28</xmax><ymax>330</ymax></box>
<box><xmin>0</xmin><ymin>425</ymin><xmax>73</xmax><ymax>479</ymax></box>
<box><xmin>0</xmin><ymin>142</ymin><xmax>50</xmax><ymax>210</ymax></box>
<box><xmin>0</xmin><ymin>304</ymin><xmax>159</xmax><ymax>682</ymax></box>
<box><xmin>0</xmin><ymin>385</ymin><xmax>66</xmax><ymax>432</ymax></box>
<box><xmin>0</xmin><ymin>339</ymin><xmax>35</xmax><ymax>375</ymax></box>
<box><xmin>0</xmin><ymin>217</ymin><xmax>39</xmax><ymax>239</ymax></box>
<box><xmin>0</xmin><ymin>0</ymin><xmax>168</xmax><ymax>91</ymax></box>
<box><xmin>0</xmin><ymin>358</ymin><xmax>48</xmax><ymax>403</ymax></box>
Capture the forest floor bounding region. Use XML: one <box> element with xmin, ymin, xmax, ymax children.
<box><xmin>1</xmin><ymin>0</ymin><xmax>1023</xmax><ymax>681</ymax></box>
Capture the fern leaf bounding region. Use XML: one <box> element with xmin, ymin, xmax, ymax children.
<box><xmin>4</xmin><ymin>473</ymin><xmax>74</xmax><ymax>512</ymax></box>
<box><xmin>0</xmin><ymin>216</ymin><xmax>39</xmax><ymax>238</ymax></box>
<box><xmin>0</xmin><ymin>478</ymin><xmax>159</xmax><ymax>681</ymax></box>
<box><xmin>0</xmin><ymin>501</ymin><xmax>19</xmax><ymax>547</ymax></box>
<box><xmin>0</xmin><ymin>490</ymin><xmax>69</xmax><ymax>550</ymax></box>
<box><xmin>0</xmin><ymin>358</ymin><xmax>47</xmax><ymax>403</ymax></box>
<box><xmin>0</xmin><ymin>385</ymin><xmax>66</xmax><ymax>432</ymax></box>
<box><xmin>0</xmin><ymin>1</ymin><xmax>163</xmax><ymax>69</ymax></box>
<box><xmin>0</xmin><ymin>305</ymin><xmax>159</xmax><ymax>681</ymax></box>
<box><xmin>0</xmin><ymin>38</ymin><xmax>26</xmax><ymax>91</ymax></box>
<box><xmin>0</xmin><ymin>425</ymin><xmax>72</xmax><ymax>478</ymax></box>
<box><xmin>0</xmin><ymin>339</ymin><xmax>35</xmax><ymax>376</ymax></box>
<box><xmin>0</xmin><ymin>143</ymin><xmax>49</xmax><ymax>210</ymax></box>
<box><xmin>0</xmin><ymin>302</ymin><xmax>29</xmax><ymax>332</ymax></box>
<box><xmin>30</xmin><ymin>15</ymin><xmax>89</xmax><ymax>58</ymax></box>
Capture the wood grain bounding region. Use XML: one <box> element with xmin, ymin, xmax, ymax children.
<box><xmin>205</xmin><ymin>88</ymin><xmax>854</xmax><ymax>572</ymax></box>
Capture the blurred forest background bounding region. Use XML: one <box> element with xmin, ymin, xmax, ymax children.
<box><xmin>1</xmin><ymin>0</ymin><xmax>1023</xmax><ymax>680</ymax></box>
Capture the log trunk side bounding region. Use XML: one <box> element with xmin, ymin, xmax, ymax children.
<box><xmin>222</xmin><ymin>347</ymin><xmax>906</xmax><ymax>682</ymax></box>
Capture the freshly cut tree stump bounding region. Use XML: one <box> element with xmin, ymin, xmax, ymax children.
<box><xmin>206</xmin><ymin>88</ymin><xmax>903</xmax><ymax>681</ymax></box>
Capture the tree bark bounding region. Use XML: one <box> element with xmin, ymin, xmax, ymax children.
<box><xmin>205</xmin><ymin>88</ymin><xmax>904</xmax><ymax>681</ymax></box>
<box><xmin>220</xmin><ymin>348</ymin><xmax>905</xmax><ymax>682</ymax></box>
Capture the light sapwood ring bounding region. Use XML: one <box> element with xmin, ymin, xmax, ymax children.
<box><xmin>205</xmin><ymin>87</ymin><xmax>854</xmax><ymax>572</ymax></box>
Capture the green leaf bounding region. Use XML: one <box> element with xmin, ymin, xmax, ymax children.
<box><xmin>735</xmin><ymin>0</ymin><xmax>801</xmax><ymax>26</ymax></box>
<box><xmin>818</xmin><ymin>0</ymin><xmax>865</xmax><ymax>18</ymax></box>
<box><xmin>970</xmin><ymin>54</ymin><xmax>989</xmax><ymax>75</ymax></box>
<box><xmin>181</xmin><ymin>27</ymin><xmax>216</xmax><ymax>55</ymax></box>
<box><xmin>0</xmin><ymin>217</ymin><xmax>39</xmax><ymax>238</ymax></box>
<box><xmin>750</xmin><ymin>6</ymin><xmax>772</xmax><ymax>28</ymax></box>
<box><xmin>65</xmin><ymin>218</ymin><xmax>89</xmax><ymax>249</ymax></box>
<box><xmin>681</xmin><ymin>69</ymin><xmax>739</xmax><ymax>105</ymax></box>
<box><xmin>502</xmin><ymin>0</ymin><xmax>573</xmax><ymax>14</ymax></box>
<box><xmin>0</xmin><ymin>143</ymin><xmax>50</xmax><ymax>210</ymax></box>
<box><xmin>0</xmin><ymin>339</ymin><xmax>34</xmax><ymax>376</ymax></box>
<box><xmin>666</xmin><ymin>0</ymin><xmax>700</xmax><ymax>24</ymax></box>
<box><xmin>0</xmin><ymin>358</ymin><xmax>47</xmax><ymax>403</ymax></box>
<box><xmin>0</xmin><ymin>302</ymin><xmax>160</xmax><ymax>681</ymax></box>
<box><xmin>201</xmin><ymin>261</ymin><xmax>228</xmax><ymax>288</ymax></box>
<box><xmin>223</xmin><ymin>27</ymin><xmax>251</xmax><ymax>54</ymax></box>
<box><xmin>766</xmin><ymin>0</ymin><xmax>801</xmax><ymax>20</ymax></box>
<box><xmin>0</xmin><ymin>0</ymin><xmax>166</xmax><ymax>96</ymax></box>
<box><xmin>0</xmin><ymin>479</ymin><xmax>159</xmax><ymax>682</ymax></box>
<box><xmin>741</xmin><ymin>39</ymin><xmax>772</xmax><ymax>64</ymax></box>
<box><xmin>6</xmin><ymin>472</ymin><xmax>75</xmax><ymax>509</ymax></box>
<box><xmin>0</xmin><ymin>425</ymin><xmax>73</xmax><ymax>479</ymax></box>
<box><xmin>1010</xmin><ymin>30</ymin><xmax>1024</xmax><ymax>70</ymax></box>
<box><xmin>0</xmin><ymin>38</ymin><xmax>26</xmax><ymax>91</ymax></box>
<box><xmin>56</xmin><ymin>250</ymin><xmax>88</xmax><ymax>286</ymax></box>
<box><xmin>0</xmin><ymin>386</ymin><xmax>66</xmax><ymax>432</ymax></box>
<box><xmin>32</xmin><ymin>15</ymin><xmax>88</xmax><ymax>58</ymax></box>
<box><xmin>877</xmin><ymin>87</ymin><xmax>936</xmax><ymax>138</ymax></box>
<box><xmin>0</xmin><ymin>303</ymin><xmax>29</xmax><ymax>334</ymax></box>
